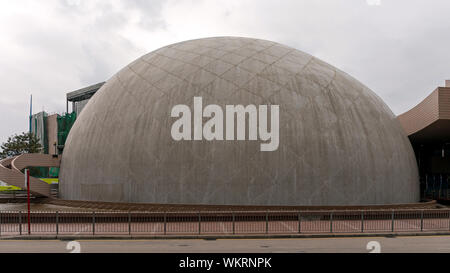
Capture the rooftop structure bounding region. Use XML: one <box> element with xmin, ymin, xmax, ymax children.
<box><xmin>66</xmin><ymin>82</ymin><xmax>105</xmax><ymax>116</ymax></box>
<box><xmin>398</xmin><ymin>81</ymin><xmax>450</xmax><ymax>199</ymax></box>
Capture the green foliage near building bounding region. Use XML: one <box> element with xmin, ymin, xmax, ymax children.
<box><xmin>57</xmin><ymin>112</ymin><xmax>76</xmax><ymax>147</ymax></box>
<box><xmin>0</xmin><ymin>132</ymin><xmax>42</xmax><ymax>159</ymax></box>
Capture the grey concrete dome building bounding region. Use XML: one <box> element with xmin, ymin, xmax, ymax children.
<box><xmin>59</xmin><ymin>37</ymin><xmax>419</xmax><ymax>206</ymax></box>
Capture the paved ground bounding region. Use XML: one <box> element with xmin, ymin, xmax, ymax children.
<box><xmin>0</xmin><ymin>235</ymin><xmax>450</xmax><ymax>253</ymax></box>
<box><xmin>0</xmin><ymin>200</ymin><xmax>443</xmax><ymax>212</ymax></box>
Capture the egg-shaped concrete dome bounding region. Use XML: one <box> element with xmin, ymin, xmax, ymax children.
<box><xmin>59</xmin><ymin>37</ymin><xmax>419</xmax><ymax>206</ymax></box>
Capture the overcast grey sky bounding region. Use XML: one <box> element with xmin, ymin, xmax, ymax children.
<box><xmin>1</xmin><ymin>0</ymin><xmax>450</xmax><ymax>144</ymax></box>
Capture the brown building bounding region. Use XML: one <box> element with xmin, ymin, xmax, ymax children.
<box><xmin>30</xmin><ymin>82</ymin><xmax>104</xmax><ymax>156</ymax></box>
<box><xmin>398</xmin><ymin>81</ymin><xmax>450</xmax><ymax>199</ymax></box>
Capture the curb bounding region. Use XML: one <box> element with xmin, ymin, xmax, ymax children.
<box><xmin>2</xmin><ymin>231</ymin><xmax>450</xmax><ymax>240</ymax></box>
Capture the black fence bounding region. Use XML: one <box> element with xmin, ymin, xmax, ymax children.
<box><xmin>0</xmin><ymin>209</ymin><xmax>449</xmax><ymax>236</ymax></box>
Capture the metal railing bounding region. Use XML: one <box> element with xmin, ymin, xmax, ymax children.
<box><xmin>1</xmin><ymin>209</ymin><xmax>450</xmax><ymax>236</ymax></box>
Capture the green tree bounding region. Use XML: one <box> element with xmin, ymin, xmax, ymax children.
<box><xmin>0</xmin><ymin>132</ymin><xmax>42</xmax><ymax>159</ymax></box>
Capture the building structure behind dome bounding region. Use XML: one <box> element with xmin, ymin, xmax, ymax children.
<box><xmin>59</xmin><ymin>37</ymin><xmax>420</xmax><ymax>206</ymax></box>
<box><xmin>398</xmin><ymin>81</ymin><xmax>450</xmax><ymax>200</ymax></box>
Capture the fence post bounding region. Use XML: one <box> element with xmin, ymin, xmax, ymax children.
<box><xmin>330</xmin><ymin>211</ymin><xmax>333</xmax><ymax>233</ymax></box>
<box><xmin>92</xmin><ymin>211</ymin><xmax>95</xmax><ymax>235</ymax></box>
<box><xmin>420</xmin><ymin>210</ymin><xmax>423</xmax><ymax>232</ymax></box>
<box><xmin>0</xmin><ymin>211</ymin><xmax>2</xmax><ymax>237</ymax></box>
<box><xmin>391</xmin><ymin>210</ymin><xmax>394</xmax><ymax>232</ymax></box>
<box><xmin>361</xmin><ymin>211</ymin><xmax>364</xmax><ymax>233</ymax></box>
<box><xmin>19</xmin><ymin>211</ymin><xmax>22</xmax><ymax>235</ymax></box>
<box><xmin>446</xmin><ymin>209</ymin><xmax>450</xmax><ymax>231</ymax></box>
<box><xmin>198</xmin><ymin>211</ymin><xmax>201</xmax><ymax>235</ymax></box>
<box><xmin>164</xmin><ymin>212</ymin><xmax>167</xmax><ymax>235</ymax></box>
<box><xmin>128</xmin><ymin>211</ymin><xmax>131</xmax><ymax>235</ymax></box>
<box><xmin>232</xmin><ymin>212</ymin><xmax>235</xmax><ymax>235</ymax></box>
<box><xmin>56</xmin><ymin>211</ymin><xmax>59</xmax><ymax>235</ymax></box>
<box><xmin>265</xmin><ymin>211</ymin><xmax>269</xmax><ymax>234</ymax></box>
<box><xmin>298</xmin><ymin>211</ymin><xmax>301</xmax><ymax>233</ymax></box>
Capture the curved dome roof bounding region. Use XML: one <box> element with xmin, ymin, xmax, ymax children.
<box><xmin>60</xmin><ymin>37</ymin><xmax>419</xmax><ymax>205</ymax></box>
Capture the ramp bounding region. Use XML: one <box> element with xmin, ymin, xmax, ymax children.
<box><xmin>0</xmin><ymin>154</ymin><xmax>60</xmax><ymax>197</ymax></box>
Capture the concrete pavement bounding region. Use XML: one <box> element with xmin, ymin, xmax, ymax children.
<box><xmin>0</xmin><ymin>235</ymin><xmax>450</xmax><ymax>253</ymax></box>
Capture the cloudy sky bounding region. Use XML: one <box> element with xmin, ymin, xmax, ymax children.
<box><xmin>0</xmin><ymin>0</ymin><xmax>449</xmax><ymax>144</ymax></box>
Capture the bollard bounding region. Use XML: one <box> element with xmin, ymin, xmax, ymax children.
<box><xmin>232</xmin><ymin>212</ymin><xmax>235</xmax><ymax>235</ymax></box>
<box><xmin>56</xmin><ymin>211</ymin><xmax>59</xmax><ymax>235</ymax></box>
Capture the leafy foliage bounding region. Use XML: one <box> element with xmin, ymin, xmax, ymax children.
<box><xmin>0</xmin><ymin>132</ymin><xmax>42</xmax><ymax>159</ymax></box>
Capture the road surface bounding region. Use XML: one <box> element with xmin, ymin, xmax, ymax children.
<box><xmin>0</xmin><ymin>236</ymin><xmax>449</xmax><ymax>253</ymax></box>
